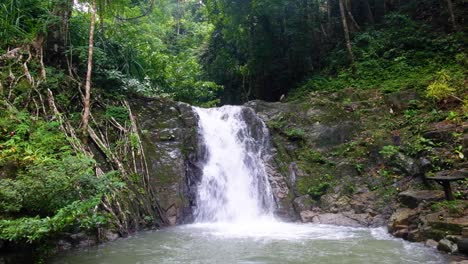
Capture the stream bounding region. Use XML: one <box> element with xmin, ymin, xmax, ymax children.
<box><xmin>51</xmin><ymin>106</ymin><xmax>447</xmax><ymax>264</ymax></box>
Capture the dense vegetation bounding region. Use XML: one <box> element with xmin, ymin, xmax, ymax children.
<box><xmin>0</xmin><ymin>0</ymin><xmax>466</xmax><ymax>258</ymax></box>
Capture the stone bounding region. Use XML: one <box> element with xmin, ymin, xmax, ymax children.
<box><xmin>407</xmin><ymin>229</ymin><xmax>421</xmax><ymax>242</ymax></box>
<box><xmin>423</xmin><ymin>121</ymin><xmax>460</xmax><ymax>143</ymax></box>
<box><xmin>104</xmin><ymin>231</ymin><xmax>119</xmax><ymax>242</ymax></box>
<box><xmin>312</xmin><ymin>213</ymin><xmax>362</xmax><ymax>227</ymax></box>
<box><xmin>128</xmin><ymin>98</ymin><xmax>204</xmax><ymax>225</ymax></box>
<box><xmin>438</xmin><ymin>238</ymin><xmax>458</xmax><ymax>253</ymax></box>
<box><xmin>56</xmin><ymin>240</ymin><xmax>72</xmax><ymax>251</ymax></box>
<box><xmin>398</xmin><ymin>190</ymin><xmax>444</xmax><ymax>208</ymax></box>
<box><xmin>424</xmin><ymin>212</ymin><xmax>468</xmax><ymax>235</ymax></box>
<box><xmin>300</xmin><ymin>210</ymin><xmax>317</xmax><ymax>222</ymax></box>
<box><xmin>463</xmin><ymin>228</ymin><xmax>468</xmax><ymax>238</ymax></box>
<box><xmin>457</xmin><ymin>238</ymin><xmax>468</xmax><ymax>254</ymax></box>
<box><xmin>78</xmin><ymin>238</ymin><xmax>97</xmax><ymax>248</ymax></box>
<box><xmin>394</xmin><ymin>228</ymin><xmax>409</xmax><ymax>239</ymax></box>
<box><xmin>388</xmin><ymin>208</ymin><xmax>419</xmax><ymax>232</ymax></box>
<box><xmin>390</xmin><ymin>153</ymin><xmax>419</xmax><ymax>176</ymax></box>
<box><xmin>293</xmin><ymin>195</ymin><xmax>316</xmax><ymax>213</ymax></box>
<box><xmin>425</xmin><ymin>239</ymin><xmax>439</xmax><ymax>248</ymax></box>
<box><xmin>447</xmin><ymin>235</ymin><xmax>462</xmax><ymax>243</ymax></box>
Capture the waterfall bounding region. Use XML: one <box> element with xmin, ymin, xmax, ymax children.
<box><xmin>193</xmin><ymin>106</ymin><xmax>275</xmax><ymax>223</ymax></box>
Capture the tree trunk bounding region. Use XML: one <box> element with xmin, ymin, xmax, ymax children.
<box><xmin>45</xmin><ymin>0</ymin><xmax>73</xmax><ymax>67</ymax></box>
<box><xmin>82</xmin><ymin>0</ymin><xmax>97</xmax><ymax>142</ymax></box>
<box><xmin>327</xmin><ymin>0</ymin><xmax>332</xmax><ymax>35</ymax></box>
<box><xmin>362</xmin><ymin>0</ymin><xmax>375</xmax><ymax>24</ymax></box>
<box><xmin>445</xmin><ymin>0</ymin><xmax>457</xmax><ymax>30</ymax></box>
<box><xmin>345</xmin><ymin>0</ymin><xmax>360</xmax><ymax>31</ymax></box>
<box><xmin>339</xmin><ymin>0</ymin><xmax>356</xmax><ymax>73</ymax></box>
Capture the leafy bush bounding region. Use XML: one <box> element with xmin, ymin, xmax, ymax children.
<box><xmin>307</xmin><ymin>174</ymin><xmax>333</xmax><ymax>200</ymax></box>
<box><xmin>284</xmin><ymin>128</ymin><xmax>305</xmax><ymax>140</ymax></box>
<box><xmin>426</xmin><ymin>69</ymin><xmax>464</xmax><ymax>101</ymax></box>
<box><xmin>0</xmin><ymin>105</ymin><xmax>124</xmax><ymax>243</ymax></box>
<box><xmin>379</xmin><ymin>145</ymin><xmax>400</xmax><ymax>159</ymax></box>
<box><xmin>0</xmin><ymin>197</ymin><xmax>106</xmax><ymax>243</ymax></box>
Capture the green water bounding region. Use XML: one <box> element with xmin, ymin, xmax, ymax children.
<box><xmin>50</xmin><ymin>222</ymin><xmax>447</xmax><ymax>264</ymax></box>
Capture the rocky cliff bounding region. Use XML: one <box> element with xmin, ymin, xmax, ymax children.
<box><xmin>247</xmin><ymin>88</ymin><xmax>467</xmax><ymax>256</ymax></box>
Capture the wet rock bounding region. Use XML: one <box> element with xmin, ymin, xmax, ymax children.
<box><xmin>422</xmin><ymin>212</ymin><xmax>467</xmax><ymax>236</ymax></box>
<box><xmin>320</xmin><ymin>194</ymin><xmax>350</xmax><ymax>212</ymax></box>
<box><xmin>68</xmin><ymin>232</ymin><xmax>98</xmax><ymax>248</ymax></box>
<box><xmin>77</xmin><ymin>238</ymin><xmax>97</xmax><ymax>248</ymax></box>
<box><xmin>458</xmin><ymin>238</ymin><xmax>468</xmax><ymax>254</ymax></box>
<box><xmin>447</xmin><ymin>235</ymin><xmax>463</xmax><ymax>243</ymax></box>
<box><xmin>104</xmin><ymin>231</ymin><xmax>120</xmax><ymax>242</ymax></box>
<box><xmin>434</xmin><ymin>169</ymin><xmax>468</xmax><ymax>179</ymax></box>
<box><xmin>463</xmin><ymin>228</ymin><xmax>468</xmax><ymax>238</ymax></box>
<box><xmin>398</xmin><ymin>190</ymin><xmax>444</xmax><ymax>208</ymax></box>
<box><xmin>423</xmin><ymin>121</ymin><xmax>461</xmax><ymax>143</ymax></box>
<box><xmin>165</xmin><ymin>205</ymin><xmax>178</xmax><ymax>226</ymax></box>
<box><xmin>56</xmin><ymin>240</ymin><xmax>72</xmax><ymax>251</ymax></box>
<box><xmin>394</xmin><ymin>228</ymin><xmax>409</xmax><ymax>239</ymax></box>
<box><xmin>300</xmin><ymin>210</ymin><xmax>318</xmax><ymax>222</ymax></box>
<box><xmin>388</xmin><ymin>208</ymin><xmax>419</xmax><ymax>233</ymax></box>
<box><xmin>384</xmin><ymin>89</ymin><xmax>420</xmax><ymax>112</ymax></box>
<box><xmin>425</xmin><ymin>239</ymin><xmax>439</xmax><ymax>248</ymax></box>
<box><xmin>390</xmin><ymin>153</ymin><xmax>420</xmax><ymax>176</ymax></box>
<box><xmin>129</xmin><ymin>98</ymin><xmax>202</xmax><ymax>225</ymax></box>
<box><xmin>335</xmin><ymin>162</ymin><xmax>359</xmax><ymax>178</ymax></box>
<box><xmin>438</xmin><ymin>238</ymin><xmax>458</xmax><ymax>253</ymax></box>
<box><xmin>293</xmin><ymin>195</ymin><xmax>316</xmax><ymax>213</ymax></box>
<box><xmin>312</xmin><ymin>213</ymin><xmax>362</xmax><ymax>227</ymax></box>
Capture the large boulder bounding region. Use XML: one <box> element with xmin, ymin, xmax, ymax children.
<box><xmin>398</xmin><ymin>190</ymin><xmax>445</xmax><ymax>209</ymax></box>
<box><xmin>388</xmin><ymin>208</ymin><xmax>420</xmax><ymax>233</ymax></box>
<box><xmin>438</xmin><ymin>238</ymin><xmax>458</xmax><ymax>253</ymax></box>
<box><xmin>130</xmin><ymin>98</ymin><xmax>202</xmax><ymax>225</ymax></box>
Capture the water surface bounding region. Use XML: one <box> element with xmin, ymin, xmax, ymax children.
<box><xmin>51</xmin><ymin>222</ymin><xmax>446</xmax><ymax>264</ymax></box>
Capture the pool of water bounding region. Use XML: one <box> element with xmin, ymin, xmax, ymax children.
<box><xmin>50</xmin><ymin>221</ymin><xmax>447</xmax><ymax>264</ymax></box>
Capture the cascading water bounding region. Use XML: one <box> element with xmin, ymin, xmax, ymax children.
<box><xmin>193</xmin><ymin>106</ymin><xmax>275</xmax><ymax>223</ymax></box>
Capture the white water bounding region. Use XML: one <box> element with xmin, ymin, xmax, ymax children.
<box><xmin>194</xmin><ymin>106</ymin><xmax>275</xmax><ymax>223</ymax></box>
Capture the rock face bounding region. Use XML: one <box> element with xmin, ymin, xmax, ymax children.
<box><xmin>244</xmin><ymin>96</ymin><xmax>389</xmax><ymax>226</ymax></box>
<box><xmin>129</xmin><ymin>98</ymin><xmax>203</xmax><ymax>225</ymax></box>
<box><xmin>398</xmin><ymin>190</ymin><xmax>445</xmax><ymax>208</ymax></box>
<box><xmin>438</xmin><ymin>238</ymin><xmax>458</xmax><ymax>253</ymax></box>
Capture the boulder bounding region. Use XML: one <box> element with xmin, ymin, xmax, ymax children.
<box><xmin>300</xmin><ymin>210</ymin><xmax>318</xmax><ymax>223</ymax></box>
<box><xmin>438</xmin><ymin>238</ymin><xmax>458</xmax><ymax>253</ymax></box>
<box><xmin>423</xmin><ymin>121</ymin><xmax>461</xmax><ymax>143</ymax></box>
<box><xmin>398</xmin><ymin>190</ymin><xmax>444</xmax><ymax>208</ymax></box>
<box><xmin>424</xmin><ymin>212</ymin><xmax>468</xmax><ymax>235</ymax></box>
<box><xmin>293</xmin><ymin>195</ymin><xmax>316</xmax><ymax>213</ymax></box>
<box><xmin>457</xmin><ymin>238</ymin><xmax>468</xmax><ymax>254</ymax></box>
<box><xmin>390</xmin><ymin>153</ymin><xmax>420</xmax><ymax>176</ymax></box>
<box><xmin>104</xmin><ymin>231</ymin><xmax>120</xmax><ymax>242</ymax></box>
<box><xmin>129</xmin><ymin>98</ymin><xmax>202</xmax><ymax>225</ymax></box>
<box><xmin>311</xmin><ymin>213</ymin><xmax>362</xmax><ymax>227</ymax></box>
<box><xmin>56</xmin><ymin>240</ymin><xmax>72</xmax><ymax>251</ymax></box>
<box><xmin>425</xmin><ymin>239</ymin><xmax>439</xmax><ymax>248</ymax></box>
<box><xmin>388</xmin><ymin>208</ymin><xmax>419</xmax><ymax>232</ymax></box>
<box><xmin>463</xmin><ymin>228</ymin><xmax>468</xmax><ymax>238</ymax></box>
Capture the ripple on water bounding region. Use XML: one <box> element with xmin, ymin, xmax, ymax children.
<box><xmin>50</xmin><ymin>222</ymin><xmax>447</xmax><ymax>264</ymax></box>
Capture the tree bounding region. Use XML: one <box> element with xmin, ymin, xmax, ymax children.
<box><xmin>445</xmin><ymin>0</ymin><xmax>457</xmax><ymax>30</ymax></box>
<box><xmin>338</xmin><ymin>0</ymin><xmax>356</xmax><ymax>72</ymax></box>
<box><xmin>81</xmin><ymin>0</ymin><xmax>97</xmax><ymax>142</ymax></box>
